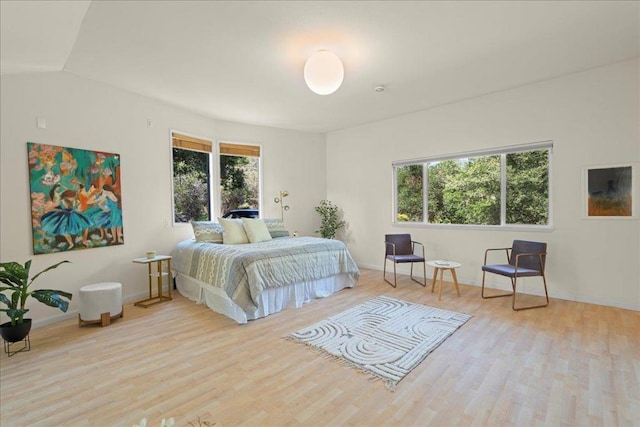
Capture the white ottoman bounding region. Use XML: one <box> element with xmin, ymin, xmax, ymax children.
<box><xmin>78</xmin><ymin>282</ymin><xmax>123</xmax><ymax>327</ymax></box>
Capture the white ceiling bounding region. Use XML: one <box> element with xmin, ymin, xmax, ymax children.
<box><xmin>1</xmin><ymin>1</ymin><xmax>639</xmax><ymax>133</ymax></box>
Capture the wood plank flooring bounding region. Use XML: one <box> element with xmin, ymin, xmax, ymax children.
<box><xmin>1</xmin><ymin>268</ymin><xmax>638</xmax><ymax>426</ymax></box>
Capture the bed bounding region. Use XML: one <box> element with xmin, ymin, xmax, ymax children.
<box><xmin>171</xmin><ymin>235</ymin><xmax>360</xmax><ymax>324</ymax></box>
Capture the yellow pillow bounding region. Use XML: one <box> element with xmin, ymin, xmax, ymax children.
<box><xmin>218</xmin><ymin>218</ymin><xmax>249</xmax><ymax>244</ymax></box>
<box><xmin>241</xmin><ymin>218</ymin><xmax>273</xmax><ymax>243</ymax></box>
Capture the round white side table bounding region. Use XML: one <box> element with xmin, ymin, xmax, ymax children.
<box><xmin>426</xmin><ymin>260</ymin><xmax>462</xmax><ymax>301</ymax></box>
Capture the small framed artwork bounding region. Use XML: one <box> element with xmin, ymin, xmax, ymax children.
<box><xmin>583</xmin><ymin>163</ymin><xmax>638</xmax><ymax>219</ymax></box>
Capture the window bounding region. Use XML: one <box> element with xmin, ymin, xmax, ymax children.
<box><xmin>171</xmin><ymin>133</ymin><xmax>262</xmax><ymax>223</ymax></box>
<box><xmin>172</xmin><ymin>132</ymin><xmax>212</xmax><ymax>223</ymax></box>
<box><xmin>219</xmin><ymin>142</ymin><xmax>260</xmax><ymax>216</ymax></box>
<box><xmin>394</xmin><ymin>142</ymin><xmax>551</xmax><ymax>227</ymax></box>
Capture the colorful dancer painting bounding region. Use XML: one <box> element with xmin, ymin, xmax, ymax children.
<box><xmin>28</xmin><ymin>142</ymin><xmax>124</xmax><ymax>254</ymax></box>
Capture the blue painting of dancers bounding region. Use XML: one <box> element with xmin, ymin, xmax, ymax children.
<box><xmin>27</xmin><ymin>142</ymin><xmax>124</xmax><ymax>254</ymax></box>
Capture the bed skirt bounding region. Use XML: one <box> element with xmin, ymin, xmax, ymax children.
<box><xmin>175</xmin><ymin>272</ymin><xmax>356</xmax><ymax>324</ymax></box>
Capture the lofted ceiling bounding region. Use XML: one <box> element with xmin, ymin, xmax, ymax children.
<box><xmin>1</xmin><ymin>1</ymin><xmax>639</xmax><ymax>133</ymax></box>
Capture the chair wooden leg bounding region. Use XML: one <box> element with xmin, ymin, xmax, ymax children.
<box><xmin>512</xmin><ymin>275</ymin><xmax>550</xmax><ymax>311</ymax></box>
<box><xmin>481</xmin><ymin>270</ymin><xmax>514</xmax><ymax>299</ymax></box>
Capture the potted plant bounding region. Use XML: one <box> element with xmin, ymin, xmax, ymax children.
<box><xmin>315</xmin><ymin>200</ymin><xmax>346</xmax><ymax>239</ymax></box>
<box><xmin>0</xmin><ymin>259</ymin><xmax>72</xmax><ymax>343</ymax></box>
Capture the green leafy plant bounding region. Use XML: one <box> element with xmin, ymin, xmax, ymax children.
<box><xmin>315</xmin><ymin>200</ymin><xmax>346</xmax><ymax>239</ymax></box>
<box><xmin>0</xmin><ymin>260</ymin><xmax>72</xmax><ymax>326</ymax></box>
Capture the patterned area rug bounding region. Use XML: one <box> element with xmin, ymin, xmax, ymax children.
<box><xmin>285</xmin><ymin>295</ymin><xmax>471</xmax><ymax>390</ymax></box>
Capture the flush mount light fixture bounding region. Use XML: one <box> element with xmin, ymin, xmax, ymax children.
<box><xmin>304</xmin><ymin>50</ymin><xmax>344</xmax><ymax>95</ymax></box>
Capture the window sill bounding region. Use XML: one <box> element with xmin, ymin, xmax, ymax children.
<box><xmin>392</xmin><ymin>222</ymin><xmax>554</xmax><ymax>232</ymax></box>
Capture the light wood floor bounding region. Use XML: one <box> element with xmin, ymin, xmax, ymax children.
<box><xmin>1</xmin><ymin>268</ymin><xmax>638</xmax><ymax>427</ymax></box>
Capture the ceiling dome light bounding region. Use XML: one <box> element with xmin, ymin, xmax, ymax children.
<box><xmin>304</xmin><ymin>50</ymin><xmax>344</xmax><ymax>95</ymax></box>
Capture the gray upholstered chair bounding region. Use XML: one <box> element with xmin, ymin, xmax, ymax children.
<box><xmin>481</xmin><ymin>240</ymin><xmax>549</xmax><ymax>310</ymax></box>
<box><xmin>383</xmin><ymin>234</ymin><xmax>426</xmax><ymax>288</ymax></box>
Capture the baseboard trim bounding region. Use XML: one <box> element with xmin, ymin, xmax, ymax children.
<box><xmin>32</xmin><ymin>291</ymin><xmax>151</xmax><ymax>329</ymax></box>
<box><xmin>27</xmin><ymin>267</ymin><xmax>639</xmax><ymax>328</ymax></box>
<box><xmin>360</xmin><ymin>263</ymin><xmax>640</xmax><ymax>312</ymax></box>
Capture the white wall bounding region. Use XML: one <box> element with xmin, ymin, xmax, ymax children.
<box><xmin>327</xmin><ymin>59</ymin><xmax>640</xmax><ymax>311</ymax></box>
<box><xmin>2</xmin><ymin>59</ymin><xmax>638</xmax><ymax>327</ymax></box>
<box><xmin>0</xmin><ymin>71</ymin><xmax>326</xmax><ymax>326</ymax></box>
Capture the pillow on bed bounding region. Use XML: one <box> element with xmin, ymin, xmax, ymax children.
<box><xmin>263</xmin><ymin>218</ymin><xmax>290</xmax><ymax>238</ymax></box>
<box><xmin>219</xmin><ymin>217</ymin><xmax>249</xmax><ymax>244</ymax></box>
<box><xmin>191</xmin><ymin>221</ymin><xmax>223</xmax><ymax>243</ymax></box>
<box><xmin>241</xmin><ymin>218</ymin><xmax>272</xmax><ymax>243</ymax></box>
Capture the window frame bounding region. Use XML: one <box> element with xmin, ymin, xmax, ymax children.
<box><xmin>217</xmin><ymin>140</ymin><xmax>263</xmax><ymax>219</ymax></box>
<box><xmin>170</xmin><ymin>130</ymin><xmax>216</xmax><ymax>226</ymax></box>
<box><xmin>392</xmin><ymin>141</ymin><xmax>553</xmax><ymax>231</ymax></box>
<box><xmin>170</xmin><ymin>132</ymin><xmax>264</xmax><ymax>226</ymax></box>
